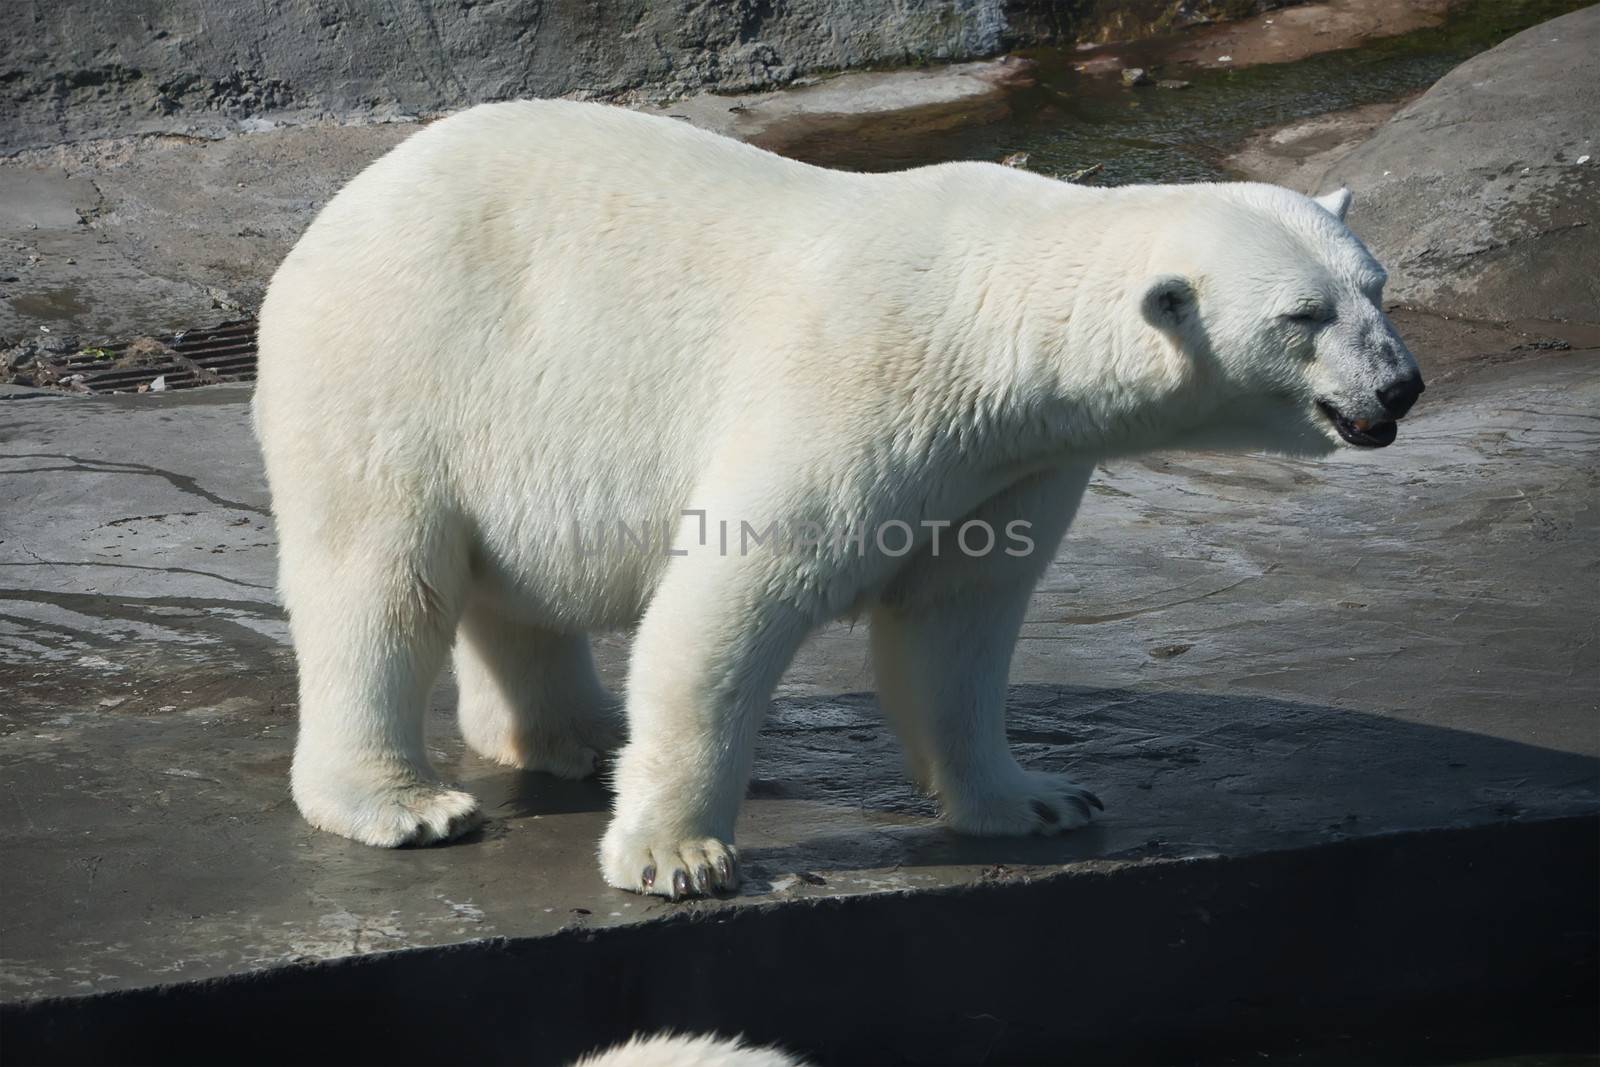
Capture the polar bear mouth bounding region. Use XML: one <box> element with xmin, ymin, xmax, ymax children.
<box><xmin>1317</xmin><ymin>401</ymin><xmax>1397</xmax><ymax>448</ymax></box>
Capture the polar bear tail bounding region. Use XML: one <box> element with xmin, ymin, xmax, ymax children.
<box><xmin>571</xmin><ymin>1032</ymin><xmax>806</xmax><ymax>1067</ymax></box>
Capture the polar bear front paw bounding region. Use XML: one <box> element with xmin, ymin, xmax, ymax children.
<box><xmin>941</xmin><ymin>770</ymin><xmax>1104</xmax><ymax>837</ymax></box>
<box><xmin>293</xmin><ymin>770</ymin><xmax>484</xmax><ymax>848</ymax></box>
<box><xmin>600</xmin><ymin>824</ymin><xmax>740</xmax><ymax>899</ymax></box>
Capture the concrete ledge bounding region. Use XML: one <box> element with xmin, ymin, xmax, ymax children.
<box><xmin>5</xmin><ymin>816</ymin><xmax>1595</xmax><ymax>1065</ymax></box>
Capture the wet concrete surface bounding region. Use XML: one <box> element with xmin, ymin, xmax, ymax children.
<box><xmin>2</xmin><ymin>342</ymin><xmax>1596</xmax><ymax>1011</ymax></box>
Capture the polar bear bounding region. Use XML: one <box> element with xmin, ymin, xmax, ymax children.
<box><xmin>253</xmin><ymin>100</ymin><xmax>1422</xmax><ymax>898</ymax></box>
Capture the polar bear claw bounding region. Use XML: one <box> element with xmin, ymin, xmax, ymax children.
<box><xmin>294</xmin><ymin>772</ymin><xmax>484</xmax><ymax>848</ymax></box>
<box><xmin>942</xmin><ymin>770</ymin><xmax>1105</xmax><ymax>837</ymax></box>
<box><xmin>601</xmin><ymin>829</ymin><xmax>740</xmax><ymax>899</ymax></box>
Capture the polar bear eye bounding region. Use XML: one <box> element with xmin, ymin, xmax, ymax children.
<box><xmin>1286</xmin><ymin>305</ymin><xmax>1332</xmax><ymax>326</ymax></box>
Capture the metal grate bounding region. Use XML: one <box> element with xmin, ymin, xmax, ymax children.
<box><xmin>52</xmin><ymin>319</ymin><xmax>259</xmax><ymax>394</ymax></box>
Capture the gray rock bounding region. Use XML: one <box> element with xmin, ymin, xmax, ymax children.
<box><xmin>0</xmin><ymin>124</ymin><xmax>415</xmax><ymax>344</ymax></box>
<box><xmin>1121</xmin><ymin>66</ymin><xmax>1153</xmax><ymax>86</ymax></box>
<box><xmin>1156</xmin><ymin>79</ymin><xmax>1192</xmax><ymax>90</ymax></box>
<box><xmin>1321</xmin><ymin>6</ymin><xmax>1599</xmax><ymax>324</ymax></box>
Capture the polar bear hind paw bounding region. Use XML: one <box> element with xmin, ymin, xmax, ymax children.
<box><xmin>465</xmin><ymin>695</ymin><xmax>627</xmax><ymax>780</ymax></box>
<box><xmin>601</xmin><ymin>830</ymin><xmax>740</xmax><ymax>899</ymax></box>
<box><xmin>942</xmin><ymin>770</ymin><xmax>1104</xmax><ymax>837</ymax></box>
<box><xmin>474</xmin><ymin>731</ymin><xmax>609</xmax><ymax>780</ymax></box>
<box><xmin>295</xmin><ymin>776</ymin><xmax>484</xmax><ymax>848</ymax></box>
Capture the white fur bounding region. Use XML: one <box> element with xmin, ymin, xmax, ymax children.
<box><xmin>1316</xmin><ymin>187</ymin><xmax>1353</xmax><ymax>220</ymax></box>
<box><xmin>253</xmin><ymin>101</ymin><xmax>1419</xmax><ymax>890</ymax></box>
<box><xmin>573</xmin><ymin>1033</ymin><xmax>803</xmax><ymax>1067</ymax></box>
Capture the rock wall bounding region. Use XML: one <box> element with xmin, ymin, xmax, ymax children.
<box><xmin>1323</xmin><ymin>5</ymin><xmax>1599</xmax><ymax>324</ymax></box>
<box><xmin>1</xmin><ymin>0</ymin><xmax>1294</xmax><ymax>152</ymax></box>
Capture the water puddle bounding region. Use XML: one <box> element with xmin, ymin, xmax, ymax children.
<box><xmin>10</xmin><ymin>285</ymin><xmax>90</xmax><ymax>321</ymax></box>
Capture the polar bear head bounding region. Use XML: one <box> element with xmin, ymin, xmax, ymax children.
<box><xmin>1137</xmin><ymin>183</ymin><xmax>1424</xmax><ymax>456</ymax></box>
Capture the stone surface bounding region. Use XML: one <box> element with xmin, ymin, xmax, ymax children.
<box><xmin>658</xmin><ymin>56</ymin><xmax>1032</xmax><ymax>145</ymax></box>
<box><xmin>3</xmin><ymin>339</ymin><xmax>1596</xmax><ymax>1002</ymax></box>
<box><xmin>1321</xmin><ymin>5</ymin><xmax>1600</xmax><ymax>323</ymax></box>
<box><xmin>1224</xmin><ymin>97</ymin><xmax>1416</xmax><ymax>191</ymax></box>
<box><xmin>0</xmin><ymin>125</ymin><xmax>417</xmax><ymax>345</ymax></box>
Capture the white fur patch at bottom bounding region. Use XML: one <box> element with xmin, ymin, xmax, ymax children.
<box><xmin>573</xmin><ymin>1032</ymin><xmax>805</xmax><ymax>1067</ymax></box>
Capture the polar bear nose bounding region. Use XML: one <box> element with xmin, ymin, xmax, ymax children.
<box><xmin>1377</xmin><ymin>373</ymin><xmax>1425</xmax><ymax>419</ymax></box>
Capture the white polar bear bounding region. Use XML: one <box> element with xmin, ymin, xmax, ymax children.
<box><xmin>253</xmin><ymin>100</ymin><xmax>1422</xmax><ymax>898</ymax></box>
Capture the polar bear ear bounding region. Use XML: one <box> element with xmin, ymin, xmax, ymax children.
<box><xmin>1140</xmin><ymin>274</ymin><xmax>1196</xmax><ymax>335</ymax></box>
<box><xmin>1315</xmin><ymin>187</ymin><xmax>1352</xmax><ymax>221</ymax></box>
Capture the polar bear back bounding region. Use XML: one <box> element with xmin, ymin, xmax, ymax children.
<box><xmin>258</xmin><ymin>101</ymin><xmax>843</xmax><ymax>414</ymax></box>
<box><xmin>254</xmin><ymin>99</ymin><xmax>1097</xmax><ymax>425</ymax></box>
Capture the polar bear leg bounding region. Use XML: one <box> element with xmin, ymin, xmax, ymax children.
<box><xmin>871</xmin><ymin>465</ymin><xmax>1102</xmax><ymax>836</ymax></box>
<box><xmin>454</xmin><ymin>599</ymin><xmax>624</xmax><ymax>778</ymax></box>
<box><xmin>285</xmin><ymin>525</ymin><xmax>482</xmax><ymax>848</ymax></box>
<box><xmin>600</xmin><ymin>552</ymin><xmax>813</xmax><ymax>898</ymax></box>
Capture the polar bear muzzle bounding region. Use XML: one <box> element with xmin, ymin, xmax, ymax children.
<box><xmin>1316</xmin><ymin>399</ymin><xmax>1398</xmax><ymax>448</ymax></box>
<box><xmin>1316</xmin><ymin>370</ymin><xmax>1424</xmax><ymax>448</ymax></box>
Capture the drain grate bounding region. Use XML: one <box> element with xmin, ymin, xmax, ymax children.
<box><xmin>46</xmin><ymin>319</ymin><xmax>259</xmax><ymax>394</ymax></box>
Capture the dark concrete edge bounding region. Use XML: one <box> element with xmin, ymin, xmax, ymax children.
<box><xmin>4</xmin><ymin>815</ymin><xmax>1596</xmax><ymax>1066</ymax></box>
